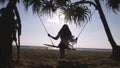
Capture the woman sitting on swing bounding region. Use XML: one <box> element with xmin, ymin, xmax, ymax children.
<box><xmin>48</xmin><ymin>24</ymin><xmax>77</xmax><ymax>59</ymax></box>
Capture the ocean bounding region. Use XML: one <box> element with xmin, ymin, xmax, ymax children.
<box><xmin>13</xmin><ymin>45</ymin><xmax>112</xmax><ymax>52</ymax></box>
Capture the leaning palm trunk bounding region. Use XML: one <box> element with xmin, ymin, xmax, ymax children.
<box><xmin>95</xmin><ymin>0</ymin><xmax>120</xmax><ymax>60</ymax></box>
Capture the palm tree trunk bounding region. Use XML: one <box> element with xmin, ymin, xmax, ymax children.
<box><xmin>0</xmin><ymin>0</ymin><xmax>20</xmax><ymax>67</ymax></box>
<box><xmin>95</xmin><ymin>0</ymin><xmax>120</xmax><ymax>60</ymax></box>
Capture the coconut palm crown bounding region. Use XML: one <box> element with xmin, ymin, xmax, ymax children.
<box><xmin>22</xmin><ymin>0</ymin><xmax>91</xmax><ymax>25</ymax></box>
<box><xmin>107</xmin><ymin>0</ymin><xmax>120</xmax><ymax>12</ymax></box>
<box><xmin>1</xmin><ymin>0</ymin><xmax>120</xmax><ymax>24</ymax></box>
<box><xmin>61</xmin><ymin>4</ymin><xmax>91</xmax><ymax>25</ymax></box>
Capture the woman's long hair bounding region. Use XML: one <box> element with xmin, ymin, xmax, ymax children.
<box><xmin>59</xmin><ymin>24</ymin><xmax>72</xmax><ymax>39</ymax></box>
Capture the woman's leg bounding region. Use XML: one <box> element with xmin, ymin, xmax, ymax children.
<box><xmin>60</xmin><ymin>47</ymin><xmax>65</xmax><ymax>59</ymax></box>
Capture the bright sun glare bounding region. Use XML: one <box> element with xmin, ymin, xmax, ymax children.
<box><xmin>59</xmin><ymin>13</ymin><xmax>65</xmax><ymax>23</ymax></box>
<box><xmin>60</xmin><ymin>14</ymin><xmax>65</xmax><ymax>19</ymax></box>
<box><xmin>60</xmin><ymin>14</ymin><xmax>65</xmax><ymax>20</ymax></box>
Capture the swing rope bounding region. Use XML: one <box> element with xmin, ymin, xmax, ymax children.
<box><xmin>77</xmin><ymin>9</ymin><xmax>96</xmax><ymax>38</ymax></box>
<box><xmin>37</xmin><ymin>13</ymin><xmax>55</xmax><ymax>46</ymax></box>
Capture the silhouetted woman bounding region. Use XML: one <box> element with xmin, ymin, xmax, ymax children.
<box><xmin>48</xmin><ymin>24</ymin><xmax>77</xmax><ymax>59</ymax></box>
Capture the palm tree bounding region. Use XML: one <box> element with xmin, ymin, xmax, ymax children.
<box><xmin>94</xmin><ymin>0</ymin><xmax>120</xmax><ymax>60</ymax></box>
<box><xmin>70</xmin><ymin>0</ymin><xmax>120</xmax><ymax>61</ymax></box>
<box><xmin>1</xmin><ymin>0</ymin><xmax>120</xmax><ymax>60</ymax></box>
<box><xmin>0</xmin><ymin>0</ymin><xmax>21</xmax><ymax>67</ymax></box>
<box><xmin>106</xmin><ymin>0</ymin><xmax>120</xmax><ymax>60</ymax></box>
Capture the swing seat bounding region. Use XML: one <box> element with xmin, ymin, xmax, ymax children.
<box><xmin>67</xmin><ymin>44</ymin><xmax>76</xmax><ymax>50</ymax></box>
<box><xmin>44</xmin><ymin>44</ymin><xmax>76</xmax><ymax>50</ymax></box>
<box><xmin>44</xmin><ymin>44</ymin><xmax>58</xmax><ymax>48</ymax></box>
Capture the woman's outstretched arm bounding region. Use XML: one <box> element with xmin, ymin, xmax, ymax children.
<box><xmin>48</xmin><ymin>33</ymin><xmax>59</xmax><ymax>40</ymax></box>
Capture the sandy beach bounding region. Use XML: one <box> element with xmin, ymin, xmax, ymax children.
<box><xmin>13</xmin><ymin>48</ymin><xmax>120</xmax><ymax>68</ymax></box>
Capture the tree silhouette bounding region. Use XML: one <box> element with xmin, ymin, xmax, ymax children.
<box><xmin>1</xmin><ymin>0</ymin><xmax>120</xmax><ymax>61</ymax></box>
<box><xmin>0</xmin><ymin>0</ymin><xmax>21</xmax><ymax>67</ymax></box>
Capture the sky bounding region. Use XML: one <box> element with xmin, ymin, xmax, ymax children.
<box><xmin>0</xmin><ymin>1</ymin><xmax>120</xmax><ymax>49</ymax></box>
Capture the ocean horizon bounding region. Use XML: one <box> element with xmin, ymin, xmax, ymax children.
<box><xmin>13</xmin><ymin>45</ymin><xmax>112</xmax><ymax>52</ymax></box>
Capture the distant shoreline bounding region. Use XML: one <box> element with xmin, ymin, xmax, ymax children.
<box><xmin>13</xmin><ymin>45</ymin><xmax>112</xmax><ymax>52</ymax></box>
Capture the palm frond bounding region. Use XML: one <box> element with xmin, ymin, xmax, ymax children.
<box><xmin>22</xmin><ymin>0</ymin><xmax>57</xmax><ymax>15</ymax></box>
<box><xmin>22</xmin><ymin>0</ymin><xmax>31</xmax><ymax>10</ymax></box>
<box><xmin>31</xmin><ymin>0</ymin><xmax>42</xmax><ymax>14</ymax></box>
<box><xmin>0</xmin><ymin>0</ymin><xmax>19</xmax><ymax>4</ymax></box>
<box><xmin>0</xmin><ymin>0</ymin><xmax>6</xmax><ymax>3</ymax></box>
<box><xmin>22</xmin><ymin>0</ymin><xmax>42</xmax><ymax>14</ymax></box>
<box><xmin>55</xmin><ymin>0</ymin><xmax>71</xmax><ymax>6</ymax></box>
<box><xmin>107</xmin><ymin>0</ymin><xmax>120</xmax><ymax>12</ymax></box>
<box><xmin>41</xmin><ymin>0</ymin><xmax>56</xmax><ymax>15</ymax></box>
<box><xmin>61</xmin><ymin>4</ymin><xmax>91</xmax><ymax>26</ymax></box>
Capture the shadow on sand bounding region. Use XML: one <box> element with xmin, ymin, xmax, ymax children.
<box><xmin>57</xmin><ymin>61</ymin><xmax>88</xmax><ymax>68</ymax></box>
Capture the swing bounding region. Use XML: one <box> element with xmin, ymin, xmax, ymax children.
<box><xmin>37</xmin><ymin>9</ymin><xmax>95</xmax><ymax>49</ymax></box>
<box><xmin>38</xmin><ymin>13</ymin><xmax>78</xmax><ymax>50</ymax></box>
<box><xmin>37</xmin><ymin>13</ymin><xmax>77</xmax><ymax>49</ymax></box>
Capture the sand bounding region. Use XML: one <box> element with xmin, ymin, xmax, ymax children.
<box><xmin>13</xmin><ymin>48</ymin><xmax>120</xmax><ymax>68</ymax></box>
